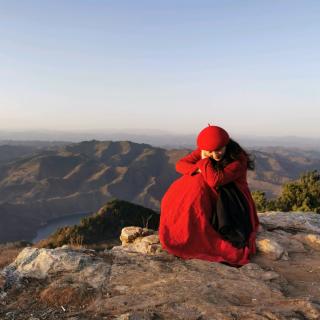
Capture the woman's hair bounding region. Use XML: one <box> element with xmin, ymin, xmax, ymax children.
<box><xmin>212</xmin><ymin>138</ymin><xmax>255</xmax><ymax>171</ymax></box>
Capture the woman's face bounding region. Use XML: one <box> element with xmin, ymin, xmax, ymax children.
<box><xmin>202</xmin><ymin>146</ymin><xmax>226</xmax><ymax>161</ymax></box>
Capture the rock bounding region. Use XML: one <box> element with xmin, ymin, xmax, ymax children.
<box><xmin>1</xmin><ymin>246</ymin><xmax>111</xmax><ymax>289</ymax></box>
<box><xmin>141</xmin><ymin>228</ymin><xmax>156</xmax><ymax>237</ymax></box>
<box><xmin>240</xmin><ymin>263</ymin><xmax>280</xmax><ymax>281</ymax></box>
<box><xmin>120</xmin><ymin>227</ymin><xmax>143</xmax><ymax>244</ymax></box>
<box><xmin>120</xmin><ymin>227</ymin><xmax>156</xmax><ymax>245</ymax></box>
<box><xmin>5</xmin><ymin>311</ymin><xmax>16</xmax><ymax>319</ymax></box>
<box><xmin>88</xmin><ymin>243</ymin><xmax>319</xmax><ymax>319</ymax></box>
<box><xmin>270</xmin><ymin>229</ymin><xmax>307</xmax><ymax>253</ymax></box>
<box><xmin>120</xmin><ymin>227</ymin><xmax>163</xmax><ymax>255</ymax></box>
<box><xmin>130</xmin><ymin>241</ymin><xmax>149</xmax><ymax>254</ymax></box>
<box><xmin>256</xmin><ymin>229</ymin><xmax>306</xmax><ymax>257</ymax></box>
<box><xmin>293</xmin><ymin>233</ymin><xmax>320</xmax><ymax>250</ymax></box>
<box><xmin>258</xmin><ymin>212</ymin><xmax>320</xmax><ymax>253</ymax></box>
<box><xmin>140</xmin><ymin>235</ymin><xmax>160</xmax><ymax>245</ymax></box>
<box><xmin>1</xmin><ymin>212</ymin><xmax>320</xmax><ymax>319</ymax></box>
<box><xmin>256</xmin><ymin>236</ymin><xmax>289</xmax><ymax>260</ymax></box>
<box><xmin>115</xmin><ymin>311</ymin><xmax>160</xmax><ymax>320</ymax></box>
<box><xmin>119</xmin><ymin>240</ymin><xmax>163</xmax><ymax>255</ymax></box>
<box><xmin>260</xmin><ymin>271</ymin><xmax>280</xmax><ymax>281</ymax></box>
<box><xmin>258</xmin><ymin>211</ymin><xmax>320</xmax><ymax>234</ymax></box>
<box><xmin>0</xmin><ymin>291</ymin><xmax>7</xmax><ymax>299</ymax></box>
<box><xmin>0</xmin><ymin>274</ymin><xmax>6</xmax><ymax>289</ymax></box>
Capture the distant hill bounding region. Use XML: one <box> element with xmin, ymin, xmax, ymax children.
<box><xmin>0</xmin><ymin>140</ymin><xmax>177</xmax><ymax>210</ymax></box>
<box><xmin>1</xmin><ymin>140</ymin><xmax>320</xmax><ymax>243</ymax></box>
<box><xmin>0</xmin><ymin>145</ymin><xmax>38</xmax><ymax>166</ymax></box>
<box><xmin>37</xmin><ymin>199</ymin><xmax>160</xmax><ymax>248</ymax></box>
<box><xmin>248</xmin><ymin>148</ymin><xmax>320</xmax><ymax>196</ymax></box>
<box><xmin>1</xmin><ymin>129</ymin><xmax>320</xmax><ymax>150</ymax></box>
<box><xmin>0</xmin><ymin>140</ymin><xmax>69</xmax><ymax>148</ymax></box>
<box><xmin>0</xmin><ymin>142</ymin><xmax>70</xmax><ymax>167</ymax></box>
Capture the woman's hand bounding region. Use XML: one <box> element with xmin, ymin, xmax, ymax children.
<box><xmin>201</xmin><ymin>147</ymin><xmax>226</xmax><ymax>162</ymax></box>
<box><xmin>201</xmin><ymin>150</ymin><xmax>208</xmax><ymax>159</ymax></box>
<box><xmin>196</xmin><ymin>152</ymin><xmax>208</xmax><ymax>173</ymax></box>
<box><xmin>198</xmin><ymin>150</ymin><xmax>211</xmax><ymax>172</ymax></box>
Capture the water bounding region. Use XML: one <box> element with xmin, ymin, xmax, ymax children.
<box><xmin>32</xmin><ymin>212</ymin><xmax>93</xmax><ymax>243</ymax></box>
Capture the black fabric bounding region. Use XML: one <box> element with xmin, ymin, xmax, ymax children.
<box><xmin>211</xmin><ymin>182</ymin><xmax>252</xmax><ymax>248</ymax></box>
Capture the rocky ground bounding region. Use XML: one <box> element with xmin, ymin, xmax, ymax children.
<box><xmin>1</xmin><ymin>212</ymin><xmax>320</xmax><ymax>320</ymax></box>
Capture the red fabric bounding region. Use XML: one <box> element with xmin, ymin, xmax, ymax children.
<box><xmin>159</xmin><ymin>148</ymin><xmax>260</xmax><ymax>266</ymax></box>
<box><xmin>196</xmin><ymin>125</ymin><xmax>230</xmax><ymax>151</ymax></box>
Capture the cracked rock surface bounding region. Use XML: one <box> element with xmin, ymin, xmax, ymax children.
<box><xmin>1</xmin><ymin>211</ymin><xmax>320</xmax><ymax>319</ymax></box>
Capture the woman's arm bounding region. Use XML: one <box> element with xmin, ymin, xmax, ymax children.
<box><xmin>175</xmin><ymin>148</ymin><xmax>202</xmax><ymax>175</ymax></box>
<box><xmin>197</xmin><ymin>153</ymin><xmax>247</xmax><ymax>188</ymax></box>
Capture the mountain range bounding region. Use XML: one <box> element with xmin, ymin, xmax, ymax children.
<box><xmin>1</xmin><ymin>129</ymin><xmax>320</xmax><ymax>150</ymax></box>
<box><xmin>0</xmin><ymin>140</ymin><xmax>320</xmax><ymax>243</ymax></box>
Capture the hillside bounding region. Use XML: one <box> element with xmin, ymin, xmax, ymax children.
<box><xmin>0</xmin><ymin>145</ymin><xmax>38</xmax><ymax>166</ymax></box>
<box><xmin>37</xmin><ymin>199</ymin><xmax>160</xmax><ymax>248</ymax></box>
<box><xmin>248</xmin><ymin>148</ymin><xmax>320</xmax><ymax>196</ymax></box>
<box><xmin>0</xmin><ymin>140</ymin><xmax>177</xmax><ymax>209</ymax></box>
<box><xmin>1</xmin><ymin>140</ymin><xmax>320</xmax><ymax>243</ymax></box>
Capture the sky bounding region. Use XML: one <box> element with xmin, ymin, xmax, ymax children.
<box><xmin>0</xmin><ymin>1</ymin><xmax>319</xmax><ymax>138</ymax></box>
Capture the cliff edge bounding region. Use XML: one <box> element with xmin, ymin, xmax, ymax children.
<box><xmin>1</xmin><ymin>211</ymin><xmax>320</xmax><ymax>319</ymax></box>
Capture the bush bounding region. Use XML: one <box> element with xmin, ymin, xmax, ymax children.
<box><xmin>252</xmin><ymin>170</ymin><xmax>320</xmax><ymax>213</ymax></box>
<box><xmin>251</xmin><ymin>190</ymin><xmax>268</xmax><ymax>212</ymax></box>
<box><xmin>277</xmin><ymin>170</ymin><xmax>320</xmax><ymax>213</ymax></box>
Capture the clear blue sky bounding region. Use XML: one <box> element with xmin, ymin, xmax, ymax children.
<box><xmin>0</xmin><ymin>1</ymin><xmax>319</xmax><ymax>137</ymax></box>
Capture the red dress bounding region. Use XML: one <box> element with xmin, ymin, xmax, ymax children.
<box><xmin>159</xmin><ymin>148</ymin><xmax>260</xmax><ymax>266</ymax></box>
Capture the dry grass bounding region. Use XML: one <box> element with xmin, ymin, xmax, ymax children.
<box><xmin>68</xmin><ymin>234</ymin><xmax>84</xmax><ymax>248</ymax></box>
<box><xmin>0</xmin><ymin>243</ymin><xmax>27</xmax><ymax>268</ymax></box>
<box><xmin>39</xmin><ymin>283</ymin><xmax>95</xmax><ymax>307</ymax></box>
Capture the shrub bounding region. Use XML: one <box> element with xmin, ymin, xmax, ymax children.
<box><xmin>252</xmin><ymin>170</ymin><xmax>320</xmax><ymax>213</ymax></box>
<box><xmin>277</xmin><ymin>170</ymin><xmax>320</xmax><ymax>213</ymax></box>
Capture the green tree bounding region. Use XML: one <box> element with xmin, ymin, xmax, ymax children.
<box><xmin>277</xmin><ymin>170</ymin><xmax>320</xmax><ymax>213</ymax></box>
<box><xmin>265</xmin><ymin>198</ymin><xmax>278</xmax><ymax>211</ymax></box>
<box><xmin>251</xmin><ymin>190</ymin><xmax>268</xmax><ymax>212</ymax></box>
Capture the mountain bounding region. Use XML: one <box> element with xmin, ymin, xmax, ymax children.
<box><xmin>0</xmin><ymin>142</ymin><xmax>70</xmax><ymax>168</ymax></box>
<box><xmin>1</xmin><ymin>140</ymin><xmax>320</xmax><ymax>243</ymax></box>
<box><xmin>248</xmin><ymin>148</ymin><xmax>320</xmax><ymax>196</ymax></box>
<box><xmin>0</xmin><ymin>140</ymin><xmax>177</xmax><ymax>209</ymax></box>
<box><xmin>0</xmin><ymin>140</ymin><xmax>178</xmax><ymax>243</ymax></box>
<box><xmin>0</xmin><ymin>145</ymin><xmax>38</xmax><ymax>166</ymax></box>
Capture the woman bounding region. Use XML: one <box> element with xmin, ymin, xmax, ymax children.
<box><xmin>159</xmin><ymin>125</ymin><xmax>260</xmax><ymax>267</ymax></box>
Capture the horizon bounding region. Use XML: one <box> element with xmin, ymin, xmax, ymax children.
<box><xmin>1</xmin><ymin>1</ymin><xmax>320</xmax><ymax>137</ymax></box>
<box><xmin>1</xmin><ymin>127</ymin><xmax>320</xmax><ymax>139</ymax></box>
<box><xmin>1</xmin><ymin>128</ymin><xmax>320</xmax><ymax>151</ymax></box>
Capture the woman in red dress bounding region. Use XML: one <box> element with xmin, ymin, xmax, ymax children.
<box><xmin>159</xmin><ymin>125</ymin><xmax>260</xmax><ymax>267</ymax></box>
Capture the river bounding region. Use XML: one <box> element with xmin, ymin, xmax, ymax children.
<box><xmin>32</xmin><ymin>212</ymin><xmax>93</xmax><ymax>243</ymax></box>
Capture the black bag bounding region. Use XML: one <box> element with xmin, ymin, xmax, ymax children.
<box><xmin>211</xmin><ymin>182</ymin><xmax>252</xmax><ymax>248</ymax></box>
